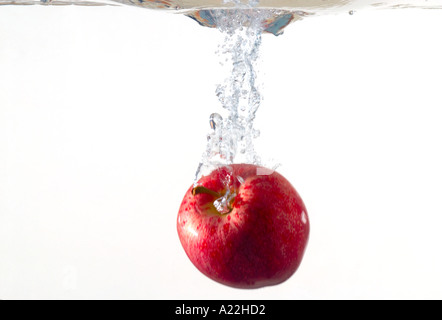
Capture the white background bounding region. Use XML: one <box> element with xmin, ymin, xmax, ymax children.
<box><xmin>1</xmin><ymin>5</ymin><xmax>442</xmax><ymax>299</ymax></box>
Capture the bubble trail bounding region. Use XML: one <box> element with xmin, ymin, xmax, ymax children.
<box><xmin>194</xmin><ymin>8</ymin><xmax>271</xmax><ymax>188</ymax></box>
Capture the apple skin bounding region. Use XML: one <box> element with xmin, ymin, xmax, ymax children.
<box><xmin>177</xmin><ymin>164</ymin><xmax>309</xmax><ymax>289</ymax></box>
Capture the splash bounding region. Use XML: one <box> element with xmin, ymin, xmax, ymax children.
<box><xmin>192</xmin><ymin>8</ymin><xmax>280</xmax><ymax>213</ymax></box>
<box><xmin>194</xmin><ymin>8</ymin><xmax>268</xmax><ymax>178</ymax></box>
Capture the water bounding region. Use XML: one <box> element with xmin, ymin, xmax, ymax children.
<box><xmin>193</xmin><ymin>8</ymin><xmax>289</xmax><ymax>214</ymax></box>
<box><xmin>2</xmin><ymin>1</ymin><xmax>442</xmax><ymax>35</ymax></box>
<box><xmin>194</xmin><ymin>9</ymin><xmax>266</xmax><ymax>196</ymax></box>
<box><xmin>2</xmin><ymin>0</ymin><xmax>442</xmax><ymax>214</ymax></box>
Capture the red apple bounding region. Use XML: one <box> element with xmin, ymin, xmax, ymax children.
<box><xmin>177</xmin><ymin>163</ymin><xmax>309</xmax><ymax>289</ymax></box>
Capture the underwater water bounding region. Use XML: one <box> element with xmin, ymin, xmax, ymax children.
<box><xmin>1</xmin><ymin>0</ymin><xmax>442</xmax><ymax>300</ymax></box>
<box><xmin>2</xmin><ymin>0</ymin><xmax>441</xmax><ymax>212</ymax></box>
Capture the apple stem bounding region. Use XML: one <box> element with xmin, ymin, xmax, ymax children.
<box><xmin>192</xmin><ymin>186</ymin><xmax>235</xmax><ymax>214</ymax></box>
<box><xmin>192</xmin><ymin>186</ymin><xmax>222</xmax><ymax>198</ymax></box>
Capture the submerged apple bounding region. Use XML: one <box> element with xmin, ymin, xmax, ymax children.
<box><xmin>177</xmin><ymin>164</ymin><xmax>309</xmax><ymax>289</ymax></box>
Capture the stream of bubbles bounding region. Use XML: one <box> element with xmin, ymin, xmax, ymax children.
<box><xmin>193</xmin><ymin>6</ymin><xmax>281</xmax><ymax>214</ymax></box>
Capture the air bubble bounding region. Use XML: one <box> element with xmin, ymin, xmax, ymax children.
<box><xmin>214</xmin><ymin>190</ymin><xmax>236</xmax><ymax>214</ymax></box>
<box><xmin>209</xmin><ymin>113</ymin><xmax>223</xmax><ymax>131</ymax></box>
